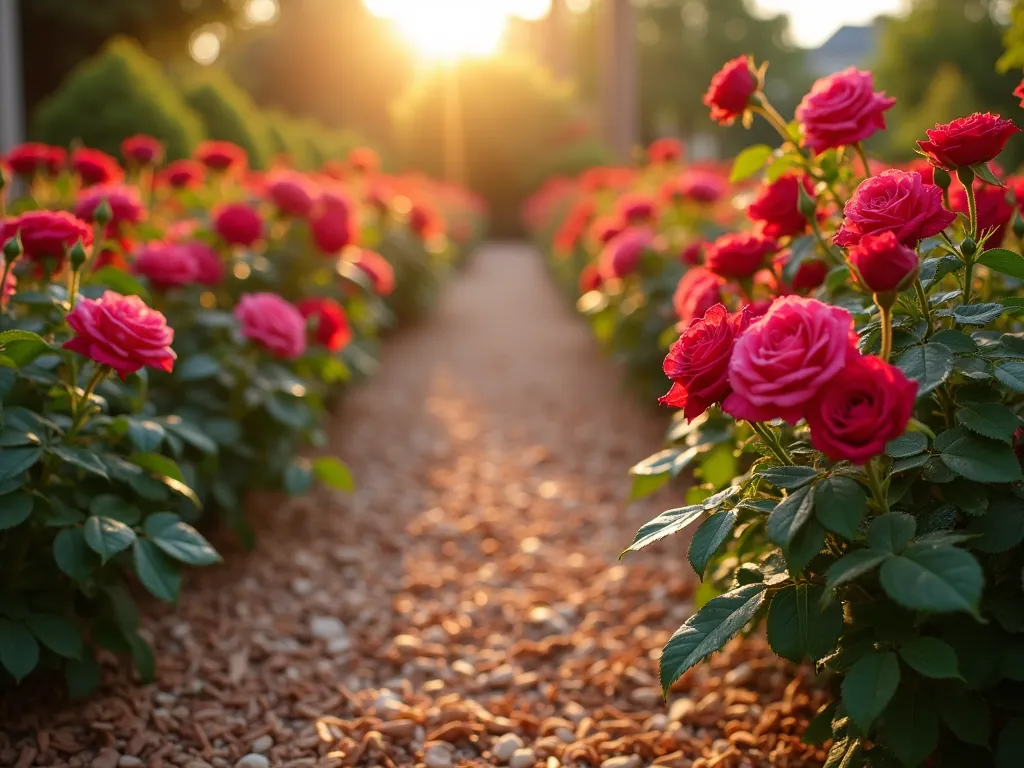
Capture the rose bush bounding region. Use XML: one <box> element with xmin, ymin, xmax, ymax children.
<box><xmin>0</xmin><ymin>135</ymin><xmax>485</xmax><ymax>694</ymax></box>
<box><xmin>529</xmin><ymin>57</ymin><xmax>1024</xmax><ymax>767</ymax></box>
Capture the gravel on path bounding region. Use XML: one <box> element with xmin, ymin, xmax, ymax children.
<box><xmin>0</xmin><ymin>243</ymin><xmax>827</xmax><ymax>768</ymax></box>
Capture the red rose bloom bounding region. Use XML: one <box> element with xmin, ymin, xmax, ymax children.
<box><xmin>348</xmin><ymin>147</ymin><xmax>380</xmax><ymax>175</ymax></box>
<box><xmin>705</xmin><ymin>232</ymin><xmax>778</xmax><ymax>279</ymax></box>
<box><xmin>213</xmin><ymin>202</ymin><xmax>264</xmax><ymax>248</ymax></box>
<box><xmin>74</xmin><ymin>183</ymin><xmax>146</xmax><ymax>236</ymax></box>
<box><xmin>195</xmin><ymin>141</ymin><xmax>248</xmax><ymax>173</ymax></box>
<box><xmin>63</xmin><ymin>291</ymin><xmax>176</xmax><ymax>379</ymax></box>
<box><xmin>296</xmin><ymin>297</ymin><xmax>352</xmax><ymax>353</ymax></box>
<box><xmin>834</xmin><ymin>170</ymin><xmax>956</xmax><ymax>247</ymax></box>
<box><xmin>589</xmin><ymin>215</ymin><xmax>625</xmax><ymax>246</ymax></box>
<box><xmin>648</xmin><ymin>137</ymin><xmax>684</xmax><ymax>165</ymax></box>
<box><xmin>350</xmin><ymin>249</ymin><xmax>395</xmax><ymax>296</ymax></box>
<box><xmin>70</xmin><ymin>148</ymin><xmax>123</xmax><ymax>186</ymax></box>
<box><xmin>599</xmin><ymin>226</ymin><xmax>655</xmax><ymax>279</ymax></box>
<box><xmin>0</xmin><ymin>211</ymin><xmax>92</xmax><ymax>273</ymax></box>
<box><xmin>311</xmin><ymin>189</ymin><xmax>358</xmax><ymax>254</ymax></box>
<box><xmin>1016</xmin><ymin>78</ymin><xmax>1024</xmax><ymax>108</ymax></box>
<box><xmin>796</xmin><ymin>68</ymin><xmax>896</xmax><ymax>154</ymax></box>
<box><xmin>265</xmin><ymin>169</ymin><xmax>318</xmax><ymax>218</ymax></box>
<box><xmin>579</xmin><ymin>264</ymin><xmax>603</xmax><ymax>294</ymax></box>
<box><xmin>409</xmin><ymin>202</ymin><xmax>444</xmax><ymax>240</ymax></box>
<box><xmin>772</xmin><ymin>250</ymin><xmax>828</xmax><ymax>293</ymax></box>
<box><xmin>133</xmin><ymin>242</ymin><xmax>199</xmax><ymax>290</ymax></box>
<box><xmin>163</xmin><ymin>160</ymin><xmax>205</xmax><ymax>190</ymax></box>
<box><xmin>950</xmin><ymin>180</ymin><xmax>1014</xmax><ymax>250</ymax></box>
<box><xmin>906</xmin><ymin>158</ymin><xmax>935</xmax><ymax>186</ymax></box>
<box><xmin>681</xmin><ymin>241</ymin><xmax>704</xmax><ymax>266</ymax></box>
<box><xmin>806</xmin><ymin>353</ymin><xmax>917</xmax><ymax>465</ymax></box>
<box><xmin>4</xmin><ymin>143</ymin><xmax>59</xmax><ymax>177</ymax></box>
<box><xmin>704</xmin><ymin>56</ymin><xmax>757</xmax><ymax>125</ymax></box>
<box><xmin>673</xmin><ymin>267</ymin><xmax>724</xmax><ymax>326</ymax></box>
<box><xmin>672</xmin><ymin>169</ymin><xmax>727</xmax><ymax>204</ymax></box>
<box><xmin>847</xmin><ymin>231</ymin><xmax>919</xmax><ymax>293</ymax></box>
<box><xmin>615</xmin><ymin>193</ymin><xmax>659</xmax><ymax>224</ymax></box>
<box><xmin>917</xmin><ymin>113</ymin><xmax>1021</xmax><ymax>171</ymax></box>
<box><xmin>659</xmin><ymin>304</ymin><xmax>752</xmax><ymax>422</ymax></box>
<box><xmin>121</xmin><ymin>135</ymin><xmax>164</xmax><ymax>166</ymax></box>
<box><xmin>747</xmin><ymin>173</ymin><xmax>815</xmax><ymax>239</ymax></box>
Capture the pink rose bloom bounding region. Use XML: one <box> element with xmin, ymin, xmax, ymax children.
<box><xmin>181</xmin><ymin>241</ymin><xmax>224</xmax><ymax>286</ymax></box>
<box><xmin>796</xmin><ymin>68</ymin><xmax>896</xmax><ymax>154</ymax></box>
<box><xmin>599</xmin><ymin>226</ymin><xmax>655</xmax><ymax>279</ymax></box>
<box><xmin>235</xmin><ymin>293</ymin><xmax>307</xmax><ymax>359</ymax></box>
<box><xmin>213</xmin><ymin>202</ymin><xmax>264</xmax><ymax>248</ymax></box>
<box><xmin>724</xmin><ymin>296</ymin><xmax>859</xmax><ymax>424</ymax></box>
<box><xmin>615</xmin><ymin>193</ymin><xmax>659</xmax><ymax>224</ymax></box>
<box><xmin>675</xmin><ymin>169</ymin><xmax>727</xmax><ymax>204</ymax></box>
<box><xmin>265</xmin><ymin>169</ymin><xmax>318</xmax><ymax>218</ymax></box>
<box><xmin>673</xmin><ymin>267</ymin><xmax>724</xmax><ymax>326</ymax></box>
<box><xmin>834</xmin><ymin>170</ymin><xmax>956</xmax><ymax>247</ymax></box>
<box><xmin>133</xmin><ymin>242</ymin><xmax>199</xmax><ymax>290</ymax></box>
<box><xmin>311</xmin><ymin>188</ymin><xmax>358</xmax><ymax>255</ymax></box>
<box><xmin>63</xmin><ymin>291</ymin><xmax>176</xmax><ymax>379</ymax></box>
<box><xmin>350</xmin><ymin>249</ymin><xmax>395</xmax><ymax>296</ymax></box>
<box><xmin>74</xmin><ymin>183</ymin><xmax>146</xmax><ymax>236</ymax></box>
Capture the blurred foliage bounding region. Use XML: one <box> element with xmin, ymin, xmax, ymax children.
<box><xmin>998</xmin><ymin>0</ymin><xmax>1024</xmax><ymax>72</ymax></box>
<box><xmin>183</xmin><ymin>70</ymin><xmax>276</xmax><ymax>170</ymax></box>
<box><xmin>392</xmin><ymin>56</ymin><xmax>582</xmax><ymax>235</ymax></box>
<box><xmin>266</xmin><ymin>112</ymin><xmax>371</xmax><ymax>171</ymax></box>
<box><xmin>33</xmin><ymin>37</ymin><xmax>204</xmax><ymax>160</ymax></box>
<box><xmin>873</xmin><ymin>0</ymin><xmax>1022</xmax><ymax>168</ymax></box>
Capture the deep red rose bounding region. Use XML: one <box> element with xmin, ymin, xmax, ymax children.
<box><xmin>796</xmin><ymin>68</ymin><xmax>895</xmax><ymax>154</ymax></box>
<box><xmin>121</xmin><ymin>135</ymin><xmax>164</xmax><ymax>166</ymax></box>
<box><xmin>265</xmin><ymin>169</ymin><xmax>318</xmax><ymax>218</ymax></box>
<box><xmin>772</xmin><ymin>250</ymin><xmax>828</xmax><ymax>293</ymax></box>
<box><xmin>409</xmin><ymin>202</ymin><xmax>444</xmax><ymax>240</ymax></box>
<box><xmin>213</xmin><ymin>202</ymin><xmax>264</xmax><ymax>248</ymax></box>
<box><xmin>747</xmin><ymin>173</ymin><xmax>815</xmax><ymax>239</ymax></box>
<box><xmin>348</xmin><ymin>147</ymin><xmax>380</xmax><ymax>175</ymax></box>
<box><xmin>906</xmin><ymin>158</ymin><xmax>935</xmax><ymax>186</ymax></box>
<box><xmin>163</xmin><ymin>160</ymin><xmax>205</xmax><ymax>190</ymax></box>
<box><xmin>681</xmin><ymin>241</ymin><xmax>704</xmax><ymax>266</ymax></box>
<box><xmin>64</xmin><ymin>291</ymin><xmax>176</xmax><ymax>379</ymax></box>
<box><xmin>133</xmin><ymin>241</ymin><xmax>199</xmax><ymax>290</ymax></box>
<box><xmin>350</xmin><ymin>249</ymin><xmax>394</xmax><ymax>295</ymax></box>
<box><xmin>648</xmin><ymin>137</ymin><xmax>684</xmax><ymax>165</ymax></box>
<box><xmin>950</xmin><ymin>180</ymin><xmax>1014</xmax><ymax>250</ymax></box>
<box><xmin>579</xmin><ymin>264</ymin><xmax>603</xmax><ymax>293</ymax></box>
<box><xmin>847</xmin><ymin>231</ymin><xmax>919</xmax><ymax>293</ymax></box>
<box><xmin>311</xmin><ymin>189</ymin><xmax>358</xmax><ymax>254</ymax></box>
<box><xmin>806</xmin><ymin>353</ymin><xmax>917</xmax><ymax>465</ymax></box>
<box><xmin>659</xmin><ymin>304</ymin><xmax>752</xmax><ymax>422</ymax></box>
<box><xmin>673</xmin><ymin>267</ymin><xmax>724</xmax><ymax>326</ymax></box>
<box><xmin>615</xmin><ymin>193</ymin><xmax>659</xmax><ymax>224</ymax></box>
<box><xmin>195</xmin><ymin>141</ymin><xmax>248</xmax><ymax>173</ymax></box>
<box><xmin>74</xmin><ymin>183</ymin><xmax>146</xmax><ymax>236</ymax></box>
<box><xmin>0</xmin><ymin>211</ymin><xmax>92</xmax><ymax>274</ymax></box>
<box><xmin>297</xmin><ymin>297</ymin><xmax>352</xmax><ymax>352</ymax></box>
<box><xmin>704</xmin><ymin>56</ymin><xmax>757</xmax><ymax>125</ymax></box>
<box><xmin>599</xmin><ymin>226</ymin><xmax>655</xmax><ymax>279</ymax></box>
<box><xmin>71</xmin><ymin>148</ymin><xmax>123</xmax><ymax>186</ymax></box>
<box><xmin>705</xmin><ymin>232</ymin><xmax>778</xmax><ymax>279</ymax></box>
<box><xmin>4</xmin><ymin>143</ymin><xmax>59</xmax><ymax>177</ymax></box>
<box><xmin>918</xmin><ymin>113</ymin><xmax>1020</xmax><ymax>171</ymax></box>
<box><xmin>834</xmin><ymin>170</ymin><xmax>956</xmax><ymax>247</ymax></box>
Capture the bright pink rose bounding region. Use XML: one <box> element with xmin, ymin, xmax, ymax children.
<box><xmin>235</xmin><ymin>293</ymin><xmax>306</xmax><ymax>359</ymax></box>
<box><xmin>615</xmin><ymin>193</ymin><xmax>659</xmax><ymax>224</ymax></box>
<box><xmin>121</xmin><ymin>135</ymin><xmax>164</xmax><ymax>166</ymax></box>
<box><xmin>213</xmin><ymin>202</ymin><xmax>264</xmax><ymax>248</ymax></box>
<box><xmin>181</xmin><ymin>241</ymin><xmax>224</xmax><ymax>286</ymax></box>
<box><xmin>917</xmin><ymin>113</ymin><xmax>1020</xmax><ymax>171</ymax></box>
<box><xmin>748</xmin><ymin>173</ymin><xmax>815</xmax><ymax>239</ymax></box>
<box><xmin>950</xmin><ymin>180</ymin><xmax>1014</xmax><ymax>250</ymax></box>
<box><xmin>806</xmin><ymin>353</ymin><xmax>917</xmax><ymax>465</ymax></box>
<box><xmin>724</xmin><ymin>296</ymin><xmax>859</xmax><ymax>424</ymax></box>
<box><xmin>847</xmin><ymin>231</ymin><xmax>919</xmax><ymax>293</ymax></box>
<box><xmin>704</xmin><ymin>56</ymin><xmax>757</xmax><ymax>125</ymax></box>
<box><xmin>296</xmin><ymin>297</ymin><xmax>352</xmax><ymax>352</ymax></box>
<box><xmin>659</xmin><ymin>304</ymin><xmax>752</xmax><ymax>422</ymax></box>
<box><xmin>162</xmin><ymin>160</ymin><xmax>205</xmax><ymax>190</ymax></box>
<box><xmin>311</xmin><ymin>189</ymin><xmax>358</xmax><ymax>254</ymax></box>
<box><xmin>195</xmin><ymin>141</ymin><xmax>247</xmax><ymax>173</ymax></box>
<box><xmin>599</xmin><ymin>226</ymin><xmax>655</xmax><ymax>279</ymax></box>
<box><xmin>579</xmin><ymin>264</ymin><xmax>603</xmax><ymax>293</ymax></box>
<box><xmin>796</xmin><ymin>68</ymin><xmax>896</xmax><ymax>154</ymax></box>
<box><xmin>705</xmin><ymin>232</ymin><xmax>778</xmax><ymax>279</ymax></box>
<box><xmin>673</xmin><ymin>169</ymin><xmax>727</xmax><ymax>204</ymax></box>
<box><xmin>133</xmin><ymin>242</ymin><xmax>199</xmax><ymax>290</ymax></box>
<box><xmin>63</xmin><ymin>291</ymin><xmax>176</xmax><ymax>379</ymax></box>
<box><xmin>350</xmin><ymin>249</ymin><xmax>395</xmax><ymax>296</ymax></box>
<box><xmin>648</xmin><ymin>137</ymin><xmax>684</xmax><ymax>164</ymax></box>
<box><xmin>265</xmin><ymin>169</ymin><xmax>318</xmax><ymax>218</ymax></box>
<box><xmin>74</xmin><ymin>183</ymin><xmax>146</xmax><ymax>236</ymax></box>
<box><xmin>673</xmin><ymin>267</ymin><xmax>724</xmax><ymax>326</ymax></box>
<box><xmin>0</xmin><ymin>211</ymin><xmax>92</xmax><ymax>274</ymax></box>
<box><xmin>834</xmin><ymin>170</ymin><xmax>956</xmax><ymax>247</ymax></box>
<box><xmin>4</xmin><ymin>143</ymin><xmax>60</xmax><ymax>177</ymax></box>
<box><xmin>70</xmin><ymin>148</ymin><xmax>123</xmax><ymax>186</ymax></box>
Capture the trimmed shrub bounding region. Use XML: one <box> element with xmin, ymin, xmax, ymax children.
<box><xmin>183</xmin><ymin>71</ymin><xmax>275</xmax><ymax>170</ymax></box>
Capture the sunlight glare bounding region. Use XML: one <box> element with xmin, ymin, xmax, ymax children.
<box><xmin>507</xmin><ymin>0</ymin><xmax>552</xmax><ymax>21</ymax></box>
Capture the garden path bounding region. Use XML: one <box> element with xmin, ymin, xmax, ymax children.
<box><xmin>1</xmin><ymin>243</ymin><xmax>824</xmax><ymax>768</ymax></box>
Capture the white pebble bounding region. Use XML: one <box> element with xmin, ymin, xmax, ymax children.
<box><xmin>509</xmin><ymin>748</ymin><xmax>536</xmax><ymax>768</ymax></box>
<box><xmin>118</xmin><ymin>757</ymin><xmax>145</xmax><ymax>768</ymax></box>
<box><xmin>251</xmin><ymin>734</ymin><xmax>274</xmax><ymax>753</ymax></box>
<box><xmin>493</xmin><ymin>733</ymin><xmax>526</xmax><ymax>762</ymax></box>
<box><xmin>423</xmin><ymin>745</ymin><xmax>453</xmax><ymax>768</ymax></box>
<box><xmin>309</xmin><ymin>615</ymin><xmax>347</xmax><ymax>640</ymax></box>
<box><xmin>234</xmin><ymin>755</ymin><xmax>269</xmax><ymax>768</ymax></box>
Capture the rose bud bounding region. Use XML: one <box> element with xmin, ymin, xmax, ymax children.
<box><xmin>703</xmin><ymin>56</ymin><xmax>758</xmax><ymax>126</ymax></box>
<box><xmin>917</xmin><ymin>113</ymin><xmax>1021</xmax><ymax>172</ymax></box>
<box><xmin>847</xmin><ymin>231</ymin><xmax>919</xmax><ymax>294</ymax></box>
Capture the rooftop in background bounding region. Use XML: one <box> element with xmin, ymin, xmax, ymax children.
<box><xmin>751</xmin><ymin>0</ymin><xmax>907</xmax><ymax>48</ymax></box>
<box><xmin>806</xmin><ymin>23</ymin><xmax>881</xmax><ymax>76</ymax></box>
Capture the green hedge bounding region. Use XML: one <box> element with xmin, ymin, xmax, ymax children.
<box><xmin>183</xmin><ymin>71</ymin><xmax>276</xmax><ymax>170</ymax></box>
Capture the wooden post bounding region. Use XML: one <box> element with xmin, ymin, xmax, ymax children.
<box><xmin>0</xmin><ymin>0</ymin><xmax>24</xmax><ymax>152</ymax></box>
<box><xmin>599</xmin><ymin>0</ymin><xmax>637</xmax><ymax>160</ymax></box>
<box><xmin>546</xmin><ymin>0</ymin><xmax>571</xmax><ymax>81</ymax></box>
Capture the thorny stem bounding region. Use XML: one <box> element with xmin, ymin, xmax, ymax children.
<box><xmin>66</xmin><ymin>366</ymin><xmax>110</xmax><ymax>441</ymax></box>
<box><xmin>914</xmin><ymin>279</ymin><xmax>934</xmax><ymax>339</ymax></box>
<box><xmin>865</xmin><ymin>457</ymin><xmax>890</xmax><ymax>513</ymax></box>
<box><xmin>877</xmin><ymin>302</ymin><xmax>894</xmax><ymax>363</ymax></box>
<box><xmin>750</xmin><ymin>421</ymin><xmax>793</xmax><ymax>466</ymax></box>
<box><xmin>854</xmin><ymin>143</ymin><xmax>872</xmax><ymax>179</ymax></box>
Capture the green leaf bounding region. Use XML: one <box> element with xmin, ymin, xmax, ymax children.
<box><xmin>978</xmin><ymin>247</ymin><xmax>1024</xmax><ymax>279</ymax></box>
<box><xmin>265</xmin><ymin>395</ymin><xmax>310</xmax><ymax>430</ymax></box>
<box><xmin>814</xmin><ymin>477</ymin><xmax>867</xmax><ymax>539</ymax></box>
<box><xmin>312</xmin><ymin>456</ymin><xmax>355</xmax><ymax>492</ymax></box>
<box><xmin>0</xmin><ymin>446</ymin><xmax>43</xmax><ymax>483</ymax></box>
<box><xmin>83</xmin><ymin>517</ymin><xmax>136</xmax><ymax>563</ymax></box>
<box><xmin>176</xmin><ymin>353</ymin><xmax>222</xmax><ymax>382</ymax></box>
<box><xmin>956</xmin><ymin>403</ymin><xmax>1019</xmax><ymax>444</ymax></box>
<box><xmin>89</xmin><ymin>267</ymin><xmax>150</xmax><ymax>299</ymax></box>
<box><xmin>659</xmin><ymin>583</ymin><xmax>767</xmax><ymax>692</ymax></box>
<box><xmin>162</xmin><ymin>418</ymin><xmax>217</xmax><ymax>455</ymax></box>
<box><xmin>801</xmin><ymin>702</ymin><xmax>837</xmax><ymax>746</ymax></box>
<box><xmin>766</xmin><ymin>584</ymin><xmax>843</xmax><ymax>663</ymax></box>
<box><xmin>148</xmin><ymin>518</ymin><xmax>221</xmax><ymax>566</ymax></box>
<box><xmin>0</xmin><ymin>619</ymin><xmax>39</xmax><ymax>682</ymax></box>
<box><xmin>688</xmin><ymin>509</ymin><xmax>737</xmax><ymax>580</ymax></box>
<box><xmin>938</xmin><ymin>691</ymin><xmax>990</xmax><ymax>747</ymax></box>
<box><xmin>886</xmin><ymin>432</ymin><xmax>929</xmax><ymax>458</ymax></box>
<box><xmin>0</xmin><ymin>492</ymin><xmax>32</xmax><ymax>530</ymax></box>
<box><xmin>766</xmin><ymin>485</ymin><xmax>816</xmax><ymax>546</ymax></box>
<box><xmin>867</xmin><ymin>512</ymin><xmax>916</xmax><ymax>553</ymax></box>
<box><xmin>941</xmin><ymin>434</ymin><xmax>1024</xmax><ymax>482</ymax></box>
<box><xmin>994</xmin><ymin>360</ymin><xmax>1024</xmax><ymax>392</ymax></box>
<box><xmin>930</xmin><ymin>329</ymin><xmax>978</xmax><ymax>354</ymax></box>
<box><xmin>882</xmin><ymin>684</ymin><xmax>939</xmax><ymax>767</ymax></box>
<box><xmin>49</xmin><ymin>445</ymin><xmax>109</xmax><ymax>479</ymax></box>
<box><xmin>953</xmin><ymin>302</ymin><xmax>1007</xmax><ymax>325</ymax></box>
<box><xmin>52</xmin><ymin>527</ymin><xmax>97</xmax><ymax>581</ymax></box>
<box><xmin>841</xmin><ymin>651</ymin><xmax>900</xmax><ymax>730</ymax></box>
<box><xmin>26</xmin><ymin>614</ymin><xmax>82</xmax><ymax>659</ymax></box>
<box><xmin>995</xmin><ymin>717</ymin><xmax>1024</xmax><ymax>768</ymax></box>
<box><xmin>891</xmin><ymin>453</ymin><xmax>931</xmax><ymax>473</ymax></box>
<box><xmin>966</xmin><ymin>498</ymin><xmax>1024</xmax><ymax>553</ymax></box>
<box><xmin>825</xmin><ymin>549</ymin><xmax>891</xmax><ymax>591</ymax></box>
<box><xmin>899</xmin><ymin>637</ymin><xmax>960</xmax><ymax>679</ymax></box>
<box><xmin>89</xmin><ymin>494</ymin><xmax>140</xmax><ymax>526</ymax></box>
<box><xmin>126</xmin><ymin>419</ymin><xmax>165</xmax><ymax>452</ymax></box>
<box><xmin>0</xmin><ymin>330</ymin><xmax>46</xmax><ymax>346</ymax></box>
<box><xmin>625</xmin><ymin>504</ymin><xmax>705</xmax><ymax>554</ymax></box>
<box><xmin>920</xmin><ymin>254</ymin><xmax>964</xmax><ymax>290</ymax></box>
<box><xmin>130</xmin><ymin>452</ymin><xmax>185</xmax><ymax>482</ymax></box>
<box><xmin>755</xmin><ymin>465</ymin><xmax>819</xmax><ymax>490</ymax></box>
<box><xmin>787</xmin><ymin>518</ymin><xmax>826</xmax><ymax>573</ymax></box>
<box><xmin>630</xmin><ymin>449</ymin><xmax>681</xmax><ymax>476</ymax></box>
<box><xmin>897</xmin><ymin>343</ymin><xmax>953</xmax><ymax>396</ymax></box>
<box><xmin>64</xmin><ymin>648</ymin><xmax>101</xmax><ymax>699</ymax></box>
<box><xmin>132</xmin><ymin>539</ymin><xmax>181</xmax><ymax>603</ymax></box>
<box><xmin>879</xmin><ymin>544</ymin><xmax>983</xmax><ymax>613</ymax></box>
<box><xmin>729</xmin><ymin>144</ymin><xmax>773</xmax><ymax>182</ymax></box>
<box><xmin>284</xmin><ymin>459</ymin><xmax>314</xmax><ymax>495</ymax></box>
<box><xmin>973</xmin><ymin>162</ymin><xmax>1003</xmax><ymax>186</ymax></box>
